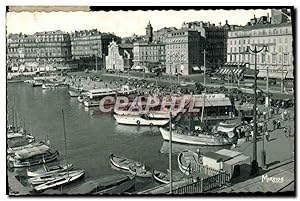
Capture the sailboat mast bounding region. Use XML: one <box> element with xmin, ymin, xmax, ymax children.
<box><xmin>62</xmin><ymin>109</ymin><xmax>69</xmax><ymax>178</ymax></box>
<box><xmin>11</xmin><ymin>107</ymin><xmax>15</xmax><ymax>131</ymax></box>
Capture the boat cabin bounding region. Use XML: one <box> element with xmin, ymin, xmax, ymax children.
<box><xmin>87</xmin><ymin>88</ymin><xmax>117</xmax><ymax>99</ymax></box>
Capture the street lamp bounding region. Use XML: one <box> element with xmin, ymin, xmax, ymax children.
<box><xmin>245</xmin><ymin>45</ymin><xmax>268</xmax><ymax>176</ymax></box>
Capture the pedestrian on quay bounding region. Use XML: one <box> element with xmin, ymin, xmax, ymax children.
<box><xmin>273</xmin><ymin>119</ymin><xmax>277</xmax><ymax>130</ymax></box>
<box><xmin>277</xmin><ymin>120</ymin><xmax>281</xmax><ymax>129</ymax></box>
<box><xmin>265</xmin><ymin>131</ymin><xmax>270</xmax><ymax>141</ymax></box>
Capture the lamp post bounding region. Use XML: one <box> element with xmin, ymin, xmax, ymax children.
<box><xmin>245</xmin><ymin>45</ymin><xmax>268</xmax><ymax>176</ymax></box>
<box><xmin>203</xmin><ymin>49</ymin><xmax>206</xmax><ymax>88</ymax></box>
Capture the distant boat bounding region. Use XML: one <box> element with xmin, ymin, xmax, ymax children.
<box><xmin>113</xmin><ymin>114</ymin><xmax>169</xmax><ymax>126</ymax></box>
<box><xmin>177</xmin><ymin>150</ymin><xmax>200</xmax><ymax>176</ymax></box>
<box><xmin>68</xmin><ymin>174</ymin><xmax>135</xmax><ymax>195</ymax></box>
<box><xmin>109</xmin><ymin>154</ymin><xmax>152</xmax><ymax>177</ymax></box>
<box><xmin>27</xmin><ymin>163</ymin><xmax>73</xmax><ymax>177</ymax></box>
<box><xmin>33</xmin><ymin>170</ymin><xmax>85</xmax><ymax>192</ymax></box>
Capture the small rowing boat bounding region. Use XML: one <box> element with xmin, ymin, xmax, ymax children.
<box><xmin>33</xmin><ymin>170</ymin><xmax>85</xmax><ymax>191</ymax></box>
<box><xmin>27</xmin><ymin>163</ymin><xmax>73</xmax><ymax>177</ymax></box>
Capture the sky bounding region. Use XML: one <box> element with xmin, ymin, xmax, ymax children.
<box><xmin>6</xmin><ymin>9</ymin><xmax>271</xmax><ymax>37</ymax></box>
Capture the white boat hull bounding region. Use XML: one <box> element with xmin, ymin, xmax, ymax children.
<box><xmin>33</xmin><ymin>170</ymin><xmax>85</xmax><ymax>191</ymax></box>
<box><xmin>27</xmin><ymin>164</ymin><xmax>73</xmax><ymax>177</ymax></box>
<box><xmin>159</xmin><ymin>128</ymin><xmax>232</xmax><ymax>146</ymax></box>
<box><xmin>114</xmin><ymin>115</ymin><xmax>169</xmax><ymax>126</ymax></box>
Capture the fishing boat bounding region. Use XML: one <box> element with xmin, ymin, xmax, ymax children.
<box><xmin>109</xmin><ymin>154</ymin><xmax>137</xmax><ymax>172</ymax></box>
<box><xmin>113</xmin><ymin>114</ymin><xmax>169</xmax><ymax>126</ymax></box>
<box><xmin>128</xmin><ymin>165</ymin><xmax>152</xmax><ymax>178</ymax></box>
<box><xmin>33</xmin><ymin>170</ymin><xmax>85</xmax><ymax>192</ymax></box>
<box><xmin>7</xmin><ymin>132</ymin><xmax>34</xmax><ymax>140</ymax></box>
<box><xmin>9</xmin><ymin>149</ymin><xmax>59</xmax><ymax>168</ymax></box>
<box><xmin>83</xmin><ymin>88</ymin><xmax>117</xmax><ymax>107</ymax></box>
<box><xmin>177</xmin><ymin>150</ymin><xmax>200</xmax><ymax>176</ymax></box>
<box><xmin>42</xmin><ymin>83</ymin><xmax>67</xmax><ymax>89</ymax></box>
<box><xmin>32</xmin><ymin>80</ymin><xmax>44</xmax><ymax>87</ymax></box>
<box><xmin>29</xmin><ymin>170</ymin><xmax>81</xmax><ymax>185</ymax></box>
<box><xmin>68</xmin><ymin>175</ymin><xmax>135</xmax><ymax>194</ymax></box>
<box><xmin>152</xmin><ymin>170</ymin><xmax>182</xmax><ymax>184</ymax></box>
<box><xmin>8</xmin><ymin>137</ymin><xmax>36</xmax><ymax>149</ymax></box>
<box><xmin>27</xmin><ymin>163</ymin><xmax>73</xmax><ymax>177</ymax></box>
<box><xmin>159</xmin><ymin>127</ymin><xmax>233</xmax><ymax>146</ymax></box>
<box><xmin>7</xmin><ymin>140</ymin><xmax>49</xmax><ymax>155</ymax></box>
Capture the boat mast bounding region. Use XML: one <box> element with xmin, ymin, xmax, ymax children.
<box><xmin>62</xmin><ymin>109</ymin><xmax>69</xmax><ymax>178</ymax></box>
<box><xmin>200</xmin><ymin>49</ymin><xmax>206</xmax><ymax>123</ymax></box>
<box><xmin>169</xmin><ymin>112</ymin><xmax>173</xmax><ymax>193</ymax></box>
<box><xmin>11</xmin><ymin>107</ymin><xmax>15</xmax><ymax>131</ymax></box>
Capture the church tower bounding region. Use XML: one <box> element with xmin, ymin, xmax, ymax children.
<box><xmin>145</xmin><ymin>21</ymin><xmax>153</xmax><ymax>42</ymax></box>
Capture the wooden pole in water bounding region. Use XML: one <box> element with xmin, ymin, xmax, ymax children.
<box><xmin>62</xmin><ymin>109</ymin><xmax>69</xmax><ymax>178</ymax></box>
<box><xmin>169</xmin><ymin>112</ymin><xmax>173</xmax><ymax>193</ymax></box>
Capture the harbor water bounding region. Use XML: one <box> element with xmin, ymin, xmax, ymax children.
<box><xmin>7</xmin><ymin>82</ymin><xmax>230</xmax><ymax>193</ymax></box>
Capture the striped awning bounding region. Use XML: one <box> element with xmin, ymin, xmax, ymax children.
<box><xmin>216</xmin><ymin>67</ymin><xmax>243</xmax><ymax>77</ymax></box>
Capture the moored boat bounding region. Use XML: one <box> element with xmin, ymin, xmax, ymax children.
<box><xmin>7</xmin><ymin>141</ymin><xmax>48</xmax><ymax>155</ymax></box>
<box><xmin>177</xmin><ymin>150</ymin><xmax>200</xmax><ymax>176</ymax></box>
<box><xmin>128</xmin><ymin>165</ymin><xmax>152</xmax><ymax>178</ymax></box>
<box><xmin>8</xmin><ymin>145</ymin><xmax>59</xmax><ymax>168</ymax></box>
<box><xmin>152</xmin><ymin>170</ymin><xmax>183</xmax><ymax>184</ymax></box>
<box><xmin>159</xmin><ymin>127</ymin><xmax>233</xmax><ymax>146</ymax></box>
<box><xmin>33</xmin><ymin>170</ymin><xmax>85</xmax><ymax>192</ymax></box>
<box><xmin>113</xmin><ymin>114</ymin><xmax>169</xmax><ymax>126</ymax></box>
<box><xmin>27</xmin><ymin>163</ymin><xmax>73</xmax><ymax>177</ymax></box>
<box><xmin>68</xmin><ymin>174</ymin><xmax>135</xmax><ymax>194</ymax></box>
<box><xmin>29</xmin><ymin>170</ymin><xmax>81</xmax><ymax>185</ymax></box>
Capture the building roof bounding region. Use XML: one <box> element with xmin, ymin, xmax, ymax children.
<box><xmin>119</xmin><ymin>43</ymin><xmax>133</xmax><ymax>49</ymax></box>
<box><xmin>229</xmin><ymin>22</ymin><xmax>292</xmax><ymax>32</ymax></box>
<box><xmin>202</xmin><ymin>152</ymin><xmax>232</xmax><ymax>162</ymax></box>
<box><xmin>215</xmin><ymin>149</ymin><xmax>242</xmax><ymax>158</ymax></box>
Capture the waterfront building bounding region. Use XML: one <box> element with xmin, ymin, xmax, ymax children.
<box><xmin>182</xmin><ymin>20</ymin><xmax>231</xmax><ymax>70</ymax></box>
<box><xmin>70</xmin><ymin>29</ymin><xmax>120</xmax><ymax>70</ymax></box>
<box><xmin>132</xmin><ymin>22</ymin><xmax>166</xmax><ymax>72</ymax></box>
<box><xmin>105</xmin><ymin>41</ymin><xmax>133</xmax><ymax>72</ymax></box>
<box><xmin>226</xmin><ymin>9</ymin><xmax>293</xmax><ymax>79</ymax></box>
<box><xmin>7</xmin><ymin>30</ymin><xmax>72</xmax><ymax>72</ymax></box>
<box><xmin>165</xmin><ymin>28</ymin><xmax>205</xmax><ymax>75</ymax></box>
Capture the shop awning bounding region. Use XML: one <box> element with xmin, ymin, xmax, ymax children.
<box><xmin>216</xmin><ymin>67</ymin><xmax>243</xmax><ymax>77</ymax></box>
<box><xmin>257</xmin><ymin>70</ymin><xmax>287</xmax><ymax>79</ymax></box>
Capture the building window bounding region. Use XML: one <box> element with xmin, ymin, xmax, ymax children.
<box><xmin>262</xmin><ymin>54</ymin><xmax>265</xmax><ymax>63</ymax></box>
<box><xmin>272</xmin><ymin>54</ymin><xmax>276</xmax><ymax>63</ymax></box>
<box><xmin>284</xmin><ymin>54</ymin><xmax>288</xmax><ymax>63</ymax></box>
<box><xmin>279</xmin><ymin>55</ymin><xmax>282</xmax><ymax>63</ymax></box>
